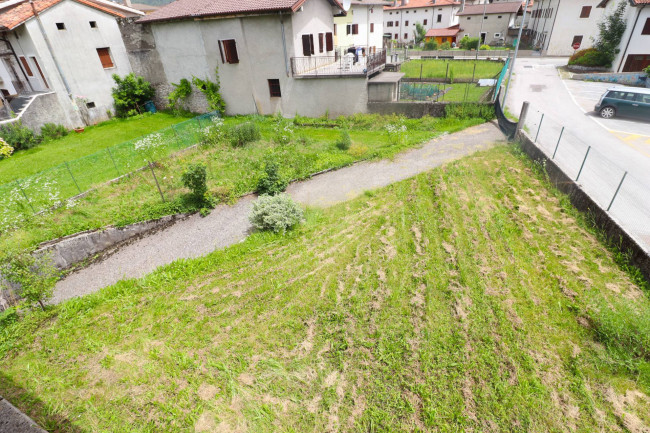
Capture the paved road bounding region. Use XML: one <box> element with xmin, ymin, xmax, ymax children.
<box><xmin>52</xmin><ymin>123</ymin><xmax>505</xmax><ymax>304</ymax></box>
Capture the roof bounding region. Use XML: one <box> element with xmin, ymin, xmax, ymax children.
<box><xmin>350</xmin><ymin>0</ymin><xmax>387</xmax><ymax>5</ymax></box>
<box><xmin>384</xmin><ymin>0</ymin><xmax>460</xmax><ymax>11</ymax></box>
<box><xmin>368</xmin><ymin>71</ymin><xmax>404</xmax><ymax>83</ymax></box>
<box><xmin>456</xmin><ymin>1</ymin><xmax>523</xmax><ymax>15</ymax></box>
<box><xmin>425</xmin><ymin>24</ymin><xmax>460</xmax><ymax>37</ymax></box>
<box><xmin>138</xmin><ymin>0</ymin><xmax>345</xmax><ymax>24</ymax></box>
<box><xmin>629</xmin><ymin>0</ymin><xmax>650</xmax><ymax>4</ymax></box>
<box><xmin>130</xmin><ymin>2</ymin><xmax>159</xmax><ymax>13</ymax></box>
<box><xmin>0</xmin><ymin>0</ymin><xmax>128</xmax><ymax>30</ymax></box>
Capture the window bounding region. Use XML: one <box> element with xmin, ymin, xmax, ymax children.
<box><xmin>19</xmin><ymin>56</ymin><xmax>33</xmax><ymax>76</ymax></box>
<box><xmin>498</xmin><ymin>15</ymin><xmax>502</xmax><ymax>18</ymax></box>
<box><xmin>389</xmin><ymin>12</ymin><xmax>392</xmax><ymax>15</ymax></box>
<box><xmin>467</xmin><ymin>17</ymin><xmax>471</xmax><ymax>20</ymax></box>
<box><xmin>405</xmin><ymin>20</ymin><xmax>409</xmax><ymax>26</ymax></box>
<box><xmin>572</xmin><ymin>35</ymin><xmax>583</xmax><ymax>46</ymax></box>
<box><xmin>580</xmin><ymin>6</ymin><xmax>591</xmax><ymax>18</ymax></box>
<box><xmin>268</xmin><ymin>79</ymin><xmax>281</xmax><ymax>97</ymax></box>
<box><xmin>301</xmin><ymin>34</ymin><xmax>315</xmax><ymax>56</ymax></box>
<box><xmin>86</xmin><ymin>102</ymin><xmax>96</xmax><ymax>108</ymax></box>
<box><xmin>318</xmin><ymin>33</ymin><xmax>324</xmax><ymax>53</ymax></box>
<box><xmin>352</xmin><ymin>24</ymin><xmax>359</xmax><ymax>34</ymax></box>
<box><xmin>326</xmin><ymin>32</ymin><xmax>333</xmax><ymax>51</ymax></box>
<box><xmin>387</xmin><ymin>21</ymin><xmax>393</xmax><ymax>27</ymax></box>
<box><xmin>370</xmin><ymin>23</ymin><xmax>374</xmax><ymax>33</ymax></box>
<box><xmin>219</xmin><ymin>39</ymin><xmax>239</xmax><ymax>63</ymax></box>
<box><xmin>334</xmin><ymin>24</ymin><xmax>337</xmax><ymax>35</ymax></box>
<box><xmin>423</xmin><ymin>19</ymin><xmax>427</xmax><ymax>25</ymax></box>
<box><xmin>484</xmin><ymin>15</ymin><xmax>488</xmax><ymax>19</ymax></box>
<box><xmin>437</xmin><ymin>14</ymin><xmax>442</xmax><ymax>22</ymax></box>
<box><xmin>89</xmin><ymin>21</ymin><xmax>97</xmax><ymax>28</ymax></box>
<box><xmin>395</xmin><ymin>33</ymin><xmax>398</xmax><ymax>39</ymax></box>
<box><xmin>642</xmin><ymin>18</ymin><xmax>650</xmax><ymax>35</ymax></box>
<box><xmin>494</xmin><ymin>32</ymin><xmax>501</xmax><ymax>38</ymax></box>
<box><xmin>404</xmin><ymin>33</ymin><xmax>408</xmax><ymax>39</ymax></box>
<box><xmin>56</xmin><ymin>22</ymin><xmax>65</xmax><ymax>30</ymax></box>
<box><xmin>395</xmin><ymin>21</ymin><xmax>398</xmax><ymax>26</ymax></box>
<box><xmin>96</xmin><ymin>47</ymin><xmax>114</xmax><ymax>68</ymax></box>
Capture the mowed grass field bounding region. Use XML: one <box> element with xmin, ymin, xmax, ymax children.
<box><xmin>0</xmin><ymin>112</ymin><xmax>193</xmax><ymax>185</ymax></box>
<box><xmin>2</xmin><ymin>145</ymin><xmax>650</xmax><ymax>432</ymax></box>
<box><xmin>401</xmin><ymin>59</ymin><xmax>504</xmax><ymax>80</ymax></box>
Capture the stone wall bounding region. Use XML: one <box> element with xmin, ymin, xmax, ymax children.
<box><xmin>571</xmin><ymin>71</ymin><xmax>649</xmax><ymax>87</ymax></box>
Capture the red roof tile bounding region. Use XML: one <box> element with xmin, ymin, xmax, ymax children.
<box><xmin>630</xmin><ymin>0</ymin><xmax>650</xmax><ymax>4</ymax></box>
<box><xmin>456</xmin><ymin>1</ymin><xmax>522</xmax><ymax>15</ymax></box>
<box><xmin>0</xmin><ymin>0</ymin><xmax>124</xmax><ymax>30</ymax></box>
<box><xmin>138</xmin><ymin>0</ymin><xmax>344</xmax><ymax>24</ymax></box>
<box><xmin>425</xmin><ymin>25</ymin><xmax>460</xmax><ymax>37</ymax></box>
<box><xmin>384</xmin><ymin>0</ymin><xmax>460</xmax><ymax>10</ymax></box>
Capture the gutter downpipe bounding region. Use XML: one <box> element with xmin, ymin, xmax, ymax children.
<box><xmin>616</xmin><ymin>3</ymin><xmax>644</xmax><ymax>72</ymax></box>
<box><xmin>29</xmin><ymin>0</ymin><xmax>72</xmax><ymax>95</ymax></box>
<box><xmin>0</xmin><ymin>32</ymin><xmax>34</xmax><ymax>92</ymax></box>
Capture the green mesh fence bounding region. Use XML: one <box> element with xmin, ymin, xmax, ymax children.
<box><xmin>0</xmin><ymin>112</ymin><xmax>220</xmax><ymax>231</ymax></box>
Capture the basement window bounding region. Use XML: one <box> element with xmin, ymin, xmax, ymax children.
<box><xmin>268</xmin><ymin>79</ymin><xmax>281</xmax><ymax>98</ymax></box>
<box><xmin>86</xmin><ymin>101</ymin><xmax>96</xmax><ymax>108</ymax></box>
<box><xmin>90</xmin><ymin>21</ymin><xmax>97</xmax><ymax>28</ymax></box>
<box><xmin>56</xmin><ymin>22</ymin><xmax>66</xmax><ymax>30</ymax></box>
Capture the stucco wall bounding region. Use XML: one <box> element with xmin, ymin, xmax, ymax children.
<box><xmin>385</xmin><ymin>5</ymin><xmax>460</xmax><ymax>43</ymax></box>
<box><xmin>458</xmin><ymin>12</ymin><xmax>516</xmax><ymax>44</ymax></box>
<box><xmin>291</xmin><ymin>0</ymin><xmax>337</xmax><ymax>58</ymax></box>
<box><xmin>334</xmin><ymin>4</ymin><xmax>384</xmax><ymax>50</ymax></box>
<box><xmin>613</xmin><ymin>6</ymin><xmax>650</xmax><ymax>72</ymax></box>
<box><xmin>17</xmin><ymin>92</ymin><xmax>76</xmax><ymax>132</ymax></box>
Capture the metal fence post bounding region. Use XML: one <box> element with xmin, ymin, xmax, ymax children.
<box><xmin>607</xmin><ymin>171</ymin><xmax>627</xmax><ymax>211</ymax></box>
<box><xmin>148</xmin><ymin>161</ymin><xmax>166</xmax><ymax>203</ymax></box>
<box><xmin>535</xmin><ymin>113</ymin><xmax>544</xmax><ymax>143</ymax></box>
<box><xmin>15</xmin><ymin>179</ymin><xmax>35</xmax><ymax>213</ymax></box>
<box><xmin>552</xmin><ymin>127</ymin><xmax>564</xmax><ymax>159</ymax></box>
<box><xmin>575</xmin><ymin>146</ymin><xmax>591</xmax><ymax>182</ymax></box>
<box><xmin>107</xmin><ymin>147</ymin><xmax>120</xmax><ymax>177</ymax></box>
<box><xmin>65</xmin><ymin>161</ymin><xmax>82</xmax><ymax>194</ymax></box>
<box><xmin>516</xmin><ymin>101</ymin><xmax>529</xmax><ymax>135</ymax></box>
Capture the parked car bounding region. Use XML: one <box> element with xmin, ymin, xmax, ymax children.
<box><xmin>595</xmin><ymin>87</ymin><xmax>650</xmax><ymax>120</ymax></box>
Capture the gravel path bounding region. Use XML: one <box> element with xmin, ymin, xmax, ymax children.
<box><xmin>52</xmin><ymin>122</ymin><xmax>504</xmax><ymax>303</ymax></box>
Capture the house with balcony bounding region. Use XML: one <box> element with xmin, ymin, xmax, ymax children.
<box><xmin>0</xmin><ymin>0</ymin><xmax>142</xmax><ymax>129</ymax></box>
<box><xmin>384</xmin><ymin>0</ymin><xmax>462</xmax><ymax>44</ymax></box>
<box><xmin>133</xmin><ymin>0</ymin><xmax>388</xmax><ymax>117</ymax></box>
<box><xmin>333</xmin><ymin>0</ymin><xmax>386</xmax><ymax>53</ymax></box>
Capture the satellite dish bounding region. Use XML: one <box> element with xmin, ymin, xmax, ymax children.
<box><xmin>342</xmin><ymin>0</ymin><xmax>351</xmax><ymax>11</ymax></box>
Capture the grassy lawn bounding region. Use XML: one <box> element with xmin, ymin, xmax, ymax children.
<box><xmin>0</xmin><ymin>112</ymin><xmax>193</xmax><ymax>185</ymax></box>
<box><xmin>400</xmin><ymin>83</ymin><xmax>492</xmax><ymax>102</ymax></box>
<box><xmin>0</xmin><ymin>114</ymin><xmax>487</xmax><ymax>257</ymax></box>
<box><xmin>1</xmin><ymin>145</ymin><xmax>649</xmax><ymax>432</ymax></box>
<box><xmin>401</xmin><ymin>59</ymin><xmax>503</xmax><ymax>80</ymax></box>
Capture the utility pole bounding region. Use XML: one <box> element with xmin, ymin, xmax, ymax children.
<box><xmin>502</xmin><ymin>0</ymin><xmax>529</xmax><ymax>105</ymax></box>
<box><xmin>475</xmin><ymin>0</ymin><xmax>489</xmax><ymax>60</ymax></box>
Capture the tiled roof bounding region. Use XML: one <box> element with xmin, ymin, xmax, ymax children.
<box><xmin>384</xmin><ymin>0</ymin><xmax>460</xmax><ymax>10</ymax></box>
<box><xmin>0</xmin><ymin>0</ymin><xmax>125</xmax><ymax>30</ymax></box>
<box><xmin>425</xmin><ymin>25</ymin><xmax>460</xmax><ymax>37</ymax></box>
<box><xmin>139</xmin><ymin>0</ymin><xmax>344</xmax><ymax>24</ymax></box>
<box><xmin>456</xmin><ymin>1</ymin><xmax>522</xmax><ymax>15</ymax></box>
<box><xmin>630</xmin><ymin>0</ymin><xmax>650</xmax><ymax>4</ymax></box>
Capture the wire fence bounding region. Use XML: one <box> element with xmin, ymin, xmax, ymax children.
<box><xmin>0</xmin><ymin>112</ymin><xmax>220</xmax><ymax>231</ymax></box>
<box><xmin>521</xmin><ymin>105</ymin><xmax>650</xmax><ymax>254</ymax></box>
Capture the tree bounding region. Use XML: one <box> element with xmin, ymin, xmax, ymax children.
<box><xmin>593</xmin><ymin>1</ymin><xmax>627</xmax><ymax>66</ymax></box>
<box><xmin>413</xmin><ymin>23</ymin><xmax>427</xmax><ymax>45</ymax></box>
<box><xmin>1</xmin><ymin>253</ymin><xmax>59</xmax><ymax>310</ymax></box>
<box><xmin>111</xmin><ymin>73</ymin><xmax>155</xmax><ymax>118</ymax></box>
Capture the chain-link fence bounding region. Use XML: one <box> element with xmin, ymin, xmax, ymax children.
<box><xmin>0</xmin><ymin>112</ymin><xmax>220</xmax><ymax>230</ymax></box>
<box><xmin>521</xmin><ymin>105</ymin><xmax>650</xmax><ymax>254</ymax></box>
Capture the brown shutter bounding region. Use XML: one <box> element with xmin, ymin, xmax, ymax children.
<box><xmin>318</xmin><ymin>33</ymin><xmax>324</xmax><ymax>53</ymax></box>
<box><xmin>642</xmin><ymin>18</ymin><xmax>650</xmax><ymax>35</ymax></box>
<box><xmin>325</xmin><ymin>32</ymin><xmax>333</xmax><ymax>51</ymax></box>
<box><xmin>96</xmin><ymin>48</ymin><xmax>114</xmax><ymax>68</ymax></box>
<box><xmin>302</xmin><ymin>34</ymin><xmax>311</xmax><ymax>56</ymax></box>
<box><xmin>370</xmin><ymin>23</ymin><xmax>374</xmax><ymax>33</ymax></box>
<box><xmin>352</xmin><ymin>24</ymin><xmax>358</xmax><ymax>35</ymax></box>
<box><xmin>347</xmin><ymin>24</ymin><xmax>351</xmax><ymax>35</ymax></box>
<box><xmin>226</xmin><ymin>40</ymin><xmax>239</xmax><ymax>63</ymax></box>
<box><xmin>19</xmin><ymin>56</ymin><xmax>33</xmax><ymax>76</ymax></box>
<box><xmin>580</xmin><ymin>6</ymin><xmax>591</xmax><ymax>18</ymax></box>
<box><xmin>309</xmin><ymin>34</ymin><xmax>315</xmax><ymax>55</ymax></box>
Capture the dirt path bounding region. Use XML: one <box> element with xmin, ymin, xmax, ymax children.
<box><xmin>51</xmin><ymin>122</ymin><xmax>505</xmax><ymax>304</ymax></box>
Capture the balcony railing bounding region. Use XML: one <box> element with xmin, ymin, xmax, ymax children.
<box><xmin>291</xmin><ymin>48</ymin><xmax>386</xmax><ymax>78</ymax></box>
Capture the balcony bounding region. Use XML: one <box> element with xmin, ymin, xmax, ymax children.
<box><xmin>291</xmin><ymin>48</ymin><xmax>386</xmax><ymax>78</ymax></box>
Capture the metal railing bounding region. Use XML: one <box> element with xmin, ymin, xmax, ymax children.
<box><xmin>291</xmin><ymin>48</ymin><xmax>386</xmax><ymax>77</ymax></box>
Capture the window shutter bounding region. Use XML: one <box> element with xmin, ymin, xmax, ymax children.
<box><xmin>96</xmin><ymin>48</ymin><xmax>114</xmax><ymax>68</ymax></box>
<box><xmin>642</xmin><ymin>18</ymin><xmax>650</xmax><ymax>35</ymax></box>
<box><xmin>580</xmin><ymin>6</ymin><xmax>591</xmax><ymax>18</ymax></box>
<box><xmin>319</xmin><ymin>33</ymin><xmax>324</xmax><ymax>53</ymax></box>
<box><xmin>221</xmin><ymin>40</ymin><xmax>239</xmax><ymax>64</ymax></box>
<box><xmin>302</xmin><ymin>34</ymin><xmax>311</xmax><ymax>56</ymax></box>
<box><xmin>352</xmin><ymin>24</ymin><xmax>358</xmax><ymax>34</ymax></box>
<box><xmin>325</xmin><ymin>32</ymin><xmax>333</xmax><ymax>51</ymax></box>
<box><xmin>309</xmin><ymin>34</ymin><xmax>315</xmax><ymax>55</ymax></box>
<box><xmin>370</xmin><ymin>23</ymin><xmax>374</xmax><ymax>33</ymax></box>
<box><xmin>347</xmin><ymin>24</ymin><xmax>351</xmax><ymax>35</ymax></box>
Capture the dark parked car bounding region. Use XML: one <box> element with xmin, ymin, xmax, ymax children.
<box><xmin>595</xmin><ymin>87</ymin><xmax>650</xmax><ymax>120</ymax></box>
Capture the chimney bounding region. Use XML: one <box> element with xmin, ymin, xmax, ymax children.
<box><xmin>460</xmin><ymin>0</ymin><xmax>465</xmax><ymax>12</ymax></box>
<box><xmin>123</xmin><ymin>0</ymin><xmax>132</xmax><ymax>7</ymax></box>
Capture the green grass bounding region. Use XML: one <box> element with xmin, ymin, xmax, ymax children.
<box><xmin>0</xmin><ymin>114</ymin><xmax>485</xmax><ymax>258</ymax></box>
<box><xmin>401</xmin><ymin>59</ymin><xmax>504</xmax><ymax>80</ymax></box>
<box><xmin>2</xmin><ymin>145</ymin><xmax>650</xmax><ymax>432</ymax></box>
<box><xmin>400</xmin><ymin>83</ymin><xmax>492</xmax><ymax>103</ymax></box>
<box><xmin>0</xmin><ymin>112</ymin><xmax>193</xmax><ymax>185</ymax></box>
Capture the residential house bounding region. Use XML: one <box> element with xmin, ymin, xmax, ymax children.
<box><xmin>424</xmin><ymin>23</ymin><xmax>460</xmax><ymax>44</ymax></box>
<box><xmin>333</xmin><ymin>0</ymin><xmax>385</xmax><ymax>53</ymax></box>
<box><xmin>528</xmin><ymin>0</ymin><xmax>623</xmax><ymax>56</ymax></box>
<box><xmin>456</xmin><ymin>1</ymin><xmax>525</xmax><ymax>45</ymax></box>
<box><xmin>384</xmin><ymin>0</ymin><xmax>462</xmax><ymax>44</ymax></box>
<box><xmin>613</xmin><ymin>0</ymin><xmax>650</xmax><ymax>71</ymax></box>
<box><xmin>133</xmin><ymin>0</ymin><xmax>388</xmax><ymax>117</ymax></box>
<box><xmin>0</xmin><ymin>0</ymin><xmax>143</xmax><ymax>129</ymax></box>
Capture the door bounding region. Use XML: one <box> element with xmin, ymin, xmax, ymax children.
<box><xmin>616</xmin><ymin>91</ymin><xmax>638</xmax><ymax>117</ymax></box>
<box><xmin>632</xmin><ymin>93</ymin><xmax>650</xmax><ymax>120</ymax></box>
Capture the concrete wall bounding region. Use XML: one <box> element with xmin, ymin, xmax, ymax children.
<box><xmin>458</xmin><ymin>12</ymin><xmax>517</xmax><ymax>44</ymax></box>
<box><xmin>572</xmin><ymin>71</ymin><xmax>648</xmax><ymax>87</ymax></box>
<box><xmin>613</xmin><ymin>6</ymin><xmax>650</xmax><ymax>72</ymax></box>
<box><xmin>368</xmin><ymin>82</ymin><xmax>398</xmax><ymax>102</ymax></box>
<box><xmin>9</xmin><ymin>0</ymin><xmax>134</xmax><ymax>124</ymax></box>
<box><xmin>385</xmin><ymin>5</ymin><xmax>460</xmax><ymax>43</ymax></box>
<box><xmin>334</xmin><ymin>4</ymin><xmax>384</xmax><ymax>50</ymax></box>
<box><xmin>14</xmin><ymin>92</ymin><xmax>76</xmax><ymax>132</ymax></box>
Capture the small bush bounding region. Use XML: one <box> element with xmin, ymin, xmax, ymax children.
<box><xmin>40</xmin><ymin>123</ymin><xmax>68</xmax><ymax>142</ymax></box>
<box><xmin>349</xmin><ymin>143</ymin><xmax>368</xmax><ymax>158</ymax></box>
<box><xmin>335</xmin><ymin>129</ymin><xmax>351</xmax><ymax>150</ymax></box>
<box><xmin>168</xmin><ymin>78</ymin><xmax>193</xmax><ymax>112</ymax></box>
<box><xmin>459</xmin><ymin>36</ymin><xmax>479</xmax><ymax>50</ymax></box>
<box><xmin>229</xmin><ymin>122</ymin><xmax>261</xmax><ymax>147</ymax></box>
<box><xmin>181</xmin><ymin>163</ymin><xmax>208</xmax><ymax>203</ymax></box>
<box><xmin>256</xmin><ymin>160</ymin><xmax>288</xmax><ymax>196</ymax></box>
<box><xmin>440</xmin><ymin>41</ymin><xmax>451</xmax><ymax>50</ymax></box>
<box><xmin>273</xmin><ymin>116</ymin><xmax>294</xmax><ymax>145</ymax></box>
<box><xmin>0</xmin><ymin>121</ymin><xmax>39</xmax><ymax>151</ymax></box>
<box><xmin>200</xmin><ymin>117</ymin><xmax>226</xmax><ymax>146</ymax></box>
<box><xmin>0</xmin><ymin>137</ymin><xmax>13</xmax><ymax>159</ymax></box>
<box><xmin>424</xmin><ymin>40</ymin><xmax>438</xmax><ymax>51</ymax></box>
<box><xmin>644</xmin><ymin>65</ymin><xmax>650</xmax><ymax>75</ymax></box>
<box><xmin>111</xmin><ymin>73</ymin><xmax>155</xmax><ymax>118</ymax></box>
<box><xmin>249</xmin><ymin>194</ymin><xmax>303</xmax><ymax>233</ymax></box>
<box><xmin>0</xmin><ymin>252</ymin><xmax>59</xmax><ymax>310</ymax></box>
<box><xmin>479</xmin><ymin>44</ymin><xmax>491</xmax><ymax>51</ymax></box>
<box><xmin>568</xmin><ymin>48</ymin><xmax>609</xmax><ymax>67</ymax></box>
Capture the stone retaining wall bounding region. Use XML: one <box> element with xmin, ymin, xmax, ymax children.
<box><xmin>571</xmin><ymin>71</ymin><xmax>648</xmax><ymax>87</ymax></box>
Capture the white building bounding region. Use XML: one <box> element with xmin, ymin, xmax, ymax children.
<box><xmin>384</xmin><ymin>0</ymin><xmax>462</xmax><ymax>44</ymax></box>
<box><xmin>613</xmin><ymin>0</ymin><xmax>650</xmax><ymax>72</ymax></box>
<box><xmin>334</xmin><ymin>0</ymin><xmax>386</xmax><ymax>52</ymax></box>
<box><xmin>135</xmin><ymin>0</ymin><xmax>388</xmax><ymax>117</ymax></box>
<box><xmin>0</xmin><ymin>0</ymin><xmax>143</xmax><ymax>128</ymax></box>
<box><xmin>456</xmin><ymin>1</ymin><xmax>524</xmax><ymax>45</ymax></box>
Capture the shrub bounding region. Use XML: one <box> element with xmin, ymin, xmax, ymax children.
<box><xmin>385</xmin><ymin>121</ymin><xmax>407</xmax><ymax>146</ymax></box>
<box><xmin>440</xmin><ymin>41</ymin><xmax>451</xmax><ymax>50</ymax></box>
<box><xmin>111</xmin><ymin>73</ymin><xmax>155</xmax><ymax>118</ymax></box>
<box><xmin>0</xmin><ymin>137</ymin><xmax>13</xmax><ymax>159</ymax></box>
<box><xmin>568</xmin><ymin>48</ymin><xmax>609</xmax><ymax>67</ymax></box>
<box><xmin>335</xmin><ymin>129</ymin><xmax>351</xmax><ymax>150</ymax></box>
<box><xmin>200</xmin><ymin>116</ymin><xmax>226</xmax><ymax>146</ymax></box>
<box><xmin>0</xmin><ymin>120</ymin><xmax>39</xmax><ymax>151</ymax></box>
<box><xmin>349</xmin><ymin>143</ymin><xmax>368</xmax><ymax>158</ymax></box>
<box><xmin>424</xmin><ymin>39</ymin><xmax>438</xmax><ymax>51</ymax></box>
<box><xmin>229</xmin><ymin>122</ymin><xmax>261</xmax><ymax>147</ymax></box>
<box><xmin>273</xmin><ymin>116</ymin><xmax>294</xmax><ymax>145</ymax></box>
<box><xmin>249</xmin><ymin>194</ymin><xmax>303</xmax><ymax>233</ymax></box>
<box><xmin>0</xmin><ymin>252</ymin><xmax>59</xmax><ymax>310</ymax></box>
<box><xmin>459</xmin><ymin>36</ymin><xmax>479</xmax><ymax>50</ymax></box>
<box><xmin>192</xmin><ymin>69</ymin><xmax>226</xmax><ymax>116</ymax></box>
<box><xmin>168</xmin><ymin>78</ymin><xmax>193</xmax><ymax>112</ymax></box>
<box><xmin>256</xmin><ymin>160</ymin><xmax>288</xmax><ymax>196</ymax></box>
<box><xmin>181</xmin><ymin>163</ymin><xmax>208</xmax><ymax>203</ymax></box>
<box><xmin>39</xmin><ymin>123</ymin><xmax>68</xmax><ymax>142</ymax></box>
<box><xmin>593</xmin><ymin>1</ymin><xmax>628</xmax><ymax>67</ymax></box>
<box><xmin>479</xmin><ymin>44</ymin><xmax>491</xmax><ymax>51</ymax></box>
